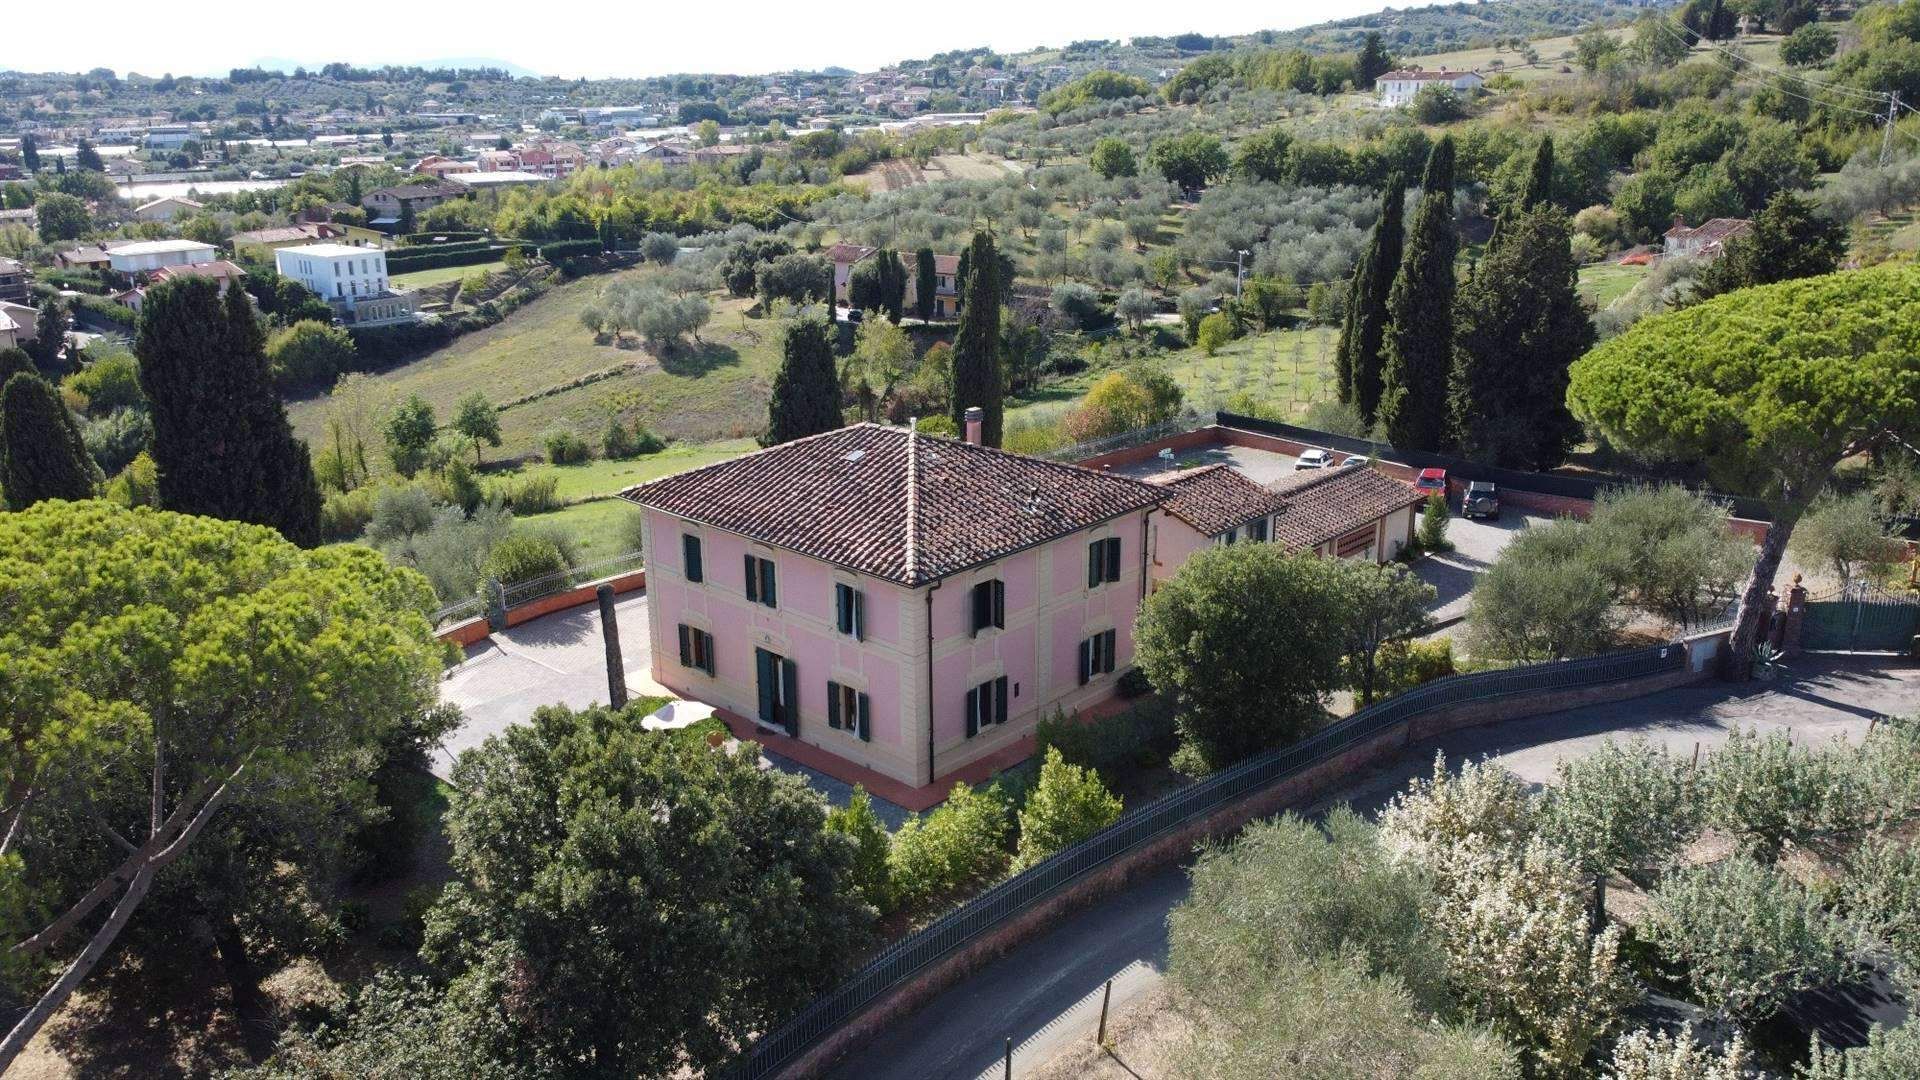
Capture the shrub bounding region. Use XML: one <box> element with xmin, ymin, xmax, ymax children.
<box><xmin>1035</xmin><ymin>699</ymin><xmax>1179</xmax><ymax>783</ymax></box>
<box><xmin>1015</xmin><ymin>747</ymin><xmax>1123</xmax><ymax>869</ymax></box>
<box><xmin>482</xmin><ymin>532</ymin><xmax>569</xmax><ymax>586</ymax></box>
<box><xmin>886</xmin><ymin>783</ymin><xmax>1011</xmax><ymax>914</ymax></box>
<box><xmin>1196</xmin><ymin>311</ymin><xmax>1235</xmax><ymax>355</ymax></box>
<box><xmin>1300</xmin><ymin>399</ymin><xmax>1369</xmax><ymax>438</ymax></box>
<box><xmin>825</xmin><ymin>787</ymin><xmax>893</xmax><ymax>912</ymax></box>
<box><xmin>1464</xmin><ymin>519</ymin><xmax>1619</xmax><ymax>661</ymax></box>
<box><xmin>603</xmin><ymin>415</ymin><xmax>638</xmax><ymax>459</ymax></box>
<box><xmin>1048</xmin><ymin>282</ymin><xmax>1104</xmax><ymax>329</ymax></box>
<box><xmin>545</xmin><ymin>429</ymin><xmax>591</xmax><ymax>464</ymax></box>
<box><xmin>915</xmin><ymin>414</ymin><xmax>958</xmax><ymax>437</ymax></box>
<box><xmin>1417</xmin><ymin>493</ymin><xmax>1450</xmax><ymax>552</ymax></box>
<box><xmin>536</xmin><ymin>238</ymin><xmax>603</xmax><ymax>263</ymax></box>
<box><xmin>321</xmin><ymin>485</ymin><xmax>378</xmax><ymax>541</ymax></box>
<box><xmin>1372</xmin><ymin>638</ymin><xmax>1455</xmax><ymax>697</ymax></box>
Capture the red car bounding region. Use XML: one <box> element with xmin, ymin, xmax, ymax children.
<box><xmin>1414</xmin><ymin>468</ymin><xmax>1448</xmax><ymax>500</ymax></box>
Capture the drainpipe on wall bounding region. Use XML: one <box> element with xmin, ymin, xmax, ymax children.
<box><xmin>1139</xmin><ymin>510</ymin><xmax>1152</xmax><ymax>605</ymax></box>
<box><xmin>926</xmin><ymin>579</ymin><xmax>943</xmax><ymax>787</ymax></box>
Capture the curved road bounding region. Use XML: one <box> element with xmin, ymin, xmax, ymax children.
<box><xmin>825</xmin><ymin>658</ymin><xmax>1920</xmax><ymax>1080</ymax></box>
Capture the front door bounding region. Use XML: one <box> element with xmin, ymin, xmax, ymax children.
<box><xmin>754</xmin><ymin>647</ymin><xmax>799</xmax><ymax>736</ymax></box>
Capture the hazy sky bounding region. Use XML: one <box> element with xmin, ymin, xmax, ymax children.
<box><xmin>4</xmin><ymin>0</ymin><xmax>1444</xmax><ymax>80</ymax></box>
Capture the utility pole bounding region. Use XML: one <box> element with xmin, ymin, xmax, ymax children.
<box><xmin>597</xmin><ymin>584</ymin><xmax>627</xmax><ymax>710</ymax></box>
<box><xmin>1234</xmin><ymin>249</ymin><xmax>1249</xmax><ymax>297</ymax></box>
<box><xmin>1882</xmin><ymin>91</ymin><xmax>1902</xmax><ymax>168</ymax></box>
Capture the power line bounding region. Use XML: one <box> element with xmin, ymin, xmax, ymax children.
<box><xmin>1652</xmin><ymin>21</ymin><xmax>1892</xmax><ymax>118</ymax></box>
<box><xmin>1653</xmin><ymin>18</ymin><xmax>1893</xmax><ymax>104</ymax></box>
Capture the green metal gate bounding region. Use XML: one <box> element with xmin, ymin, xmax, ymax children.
<box><xmin>1801</xmin><ymin>582</ymin><xmax>1920</xmax><ymax>652</ymax></box>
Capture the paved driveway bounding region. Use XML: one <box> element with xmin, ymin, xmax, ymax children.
<box><xmin>824</xmin><ymin>658</ymin><xmax>1919</xmax><ymax>1080</ymax></box>
<box><xmin>1415</xmin><ymin>511</ymin><xmax>1549</xmax><ymax>624</ymax></box>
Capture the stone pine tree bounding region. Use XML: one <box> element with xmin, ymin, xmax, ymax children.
<box><xmin>0</xmin><ymin>372</ymin><xmax>97</xmax><ymax>509</ymax></box>
<box><xmin>1449</xmin><ymin>206</ymin><xmax>1594</xmax><ymax>469</ymax></box>
<box><xmin>765</xmin><ymin>315</ymin><xmax>842</xmax><ymax>445</ymax></box>
<box><xmin>1335</xmin><ymin>173</ymin><xmax>1406</xmax><ymax>424</ymax></box>
<box><xmin>915</xmin><ymin>247</ymin><xmax>938</xmax><ymax>321</ymax></box>
<box><xmin>1378</xmin><ymin>136</ymin><xmax>1459</xmax><ymax>453</ymax></box>
<box><xmin>135</xmin><ymin>278</ymin><xmax>322</xmax><ymax>546</ymax></box>
<box><xmin>950</xmin><ymin>230</ymin><xmax>1004</xmax><ymax>445</ymax></box>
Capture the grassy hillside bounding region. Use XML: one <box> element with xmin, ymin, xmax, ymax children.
<box><xmin>290</xmin><ymin>270</ymin><xmax>791</xmax><ymax>460</ymax></box>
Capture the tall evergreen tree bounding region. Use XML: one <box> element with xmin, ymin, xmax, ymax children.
<box><xmin>1356</xmin><ymin>32</ymin><xmax>1393</xmax><ymax>88</ymax></box>
<box><xmin>1</xmin><ymin>372</ymin><xmax>96</xmax><ymax>509</ymax></box>
<box><xmin>135</xmin><ymin>278</ymin><xmax>321</xmax><ymax>545</ymax></box>
<box><xmin>950</xmin><ymin>231</ymin><xmax>1004</xmax><ymax>446</ymax></box>
<box><xmin>19</xmin><ymin>133</ymin><xmax>38</xmax><ymax>173</ymax></box>
<box><xmin>1335</xmin><ymin>173</ymin><xmax>1406</xmax><ymax>424</ymax></box>
<box><xmin>1448</xmin><ymin>206</ymin><xmax>1594</xmax><ymax>469</ymax></box>
<box><xmin>764</xmin><ymin>315</ymin><xmax>842</xmax><ymax>445</ymax></box>
<box><xmin>1520</xmin><ymin>135</ymin><xmax>1555</xmax><ymax>214</ymax></box>
<box><xmin>915</xmin><ymin>247</ymin><xmax>938</xmax><ymax>321</ymax></box>
<box><xmin>1378</xmin><ymin>137</ymin><xmax>1459</xmax><ymax>452</ymax></box>
<box><xmin>877</xmin><ymin>250</ymin><xmax>907</xmax><ymax>323</ymax></box>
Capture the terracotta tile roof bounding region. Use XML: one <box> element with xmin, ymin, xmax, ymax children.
<box><xmin>621</xmin><ymin>423</ymin><xmax>1166</xmax><ymax>587</ymax></box>
<box><xmin>231</xmin><ymin>223</ymin><xmax>338</xmax><ymax>245</ymax></box>
<box><xmin>827</xmin><ymin>243</ymin><xmax>877</xmax><ymax>264</ymax></box>
<box><xmin>1664</xmin><ymin>217</ymin><xmax>1751</xmax><ymax>243</ymax></box>
<box><xmin>1267</xmin><ymin>467</ymin><xmax>1424</xmax><ymax>551</ymax></box>
<box><xmin>1156</xmin><ymin>464</ymin><xmax>1288</xmax><ymax>537</ymax></box>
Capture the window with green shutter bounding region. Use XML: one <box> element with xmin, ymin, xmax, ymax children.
<box><xmin>970</xmin><ymin>579</ymin><xmax>1004</xmax><ymax>635</ymax></box>
<box><xmin>745</xmin><ymin>555</ymin><xmax>777</xmax><ymax>608</ymax></box>
<box><xmin>682</xmin><ymin>533</ymin><xmax>703</xmax><ymax>583</ymax></box>
<box><xmin>1088</xmin><ymin>537</ymin><xmax>1122</xmax><ymax>587</ymax></box>
<box><xmin>835</xmin><ymin>582</ymin><xmax>865</xmax><ymax>639</ymax></box>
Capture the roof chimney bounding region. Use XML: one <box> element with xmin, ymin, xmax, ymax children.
<box><xmin>963</xmin><ymin>406</ymin><xmax>984</xmax><ymax>445</ymax></box>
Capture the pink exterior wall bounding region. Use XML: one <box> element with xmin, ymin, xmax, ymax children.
<box><xmin>644</xmin><ymin>505</ymin><xmax>1154</xmax><ymax>788</ymax></box>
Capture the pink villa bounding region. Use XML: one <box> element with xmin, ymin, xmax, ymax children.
<box><xmin>622</xmin><ymin>417</ymin><xmax>1424</xmax><ymax>799</ymax></box>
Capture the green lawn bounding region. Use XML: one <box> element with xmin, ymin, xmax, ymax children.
<box><xmin>290</xmin><ymin>269</ymin><xmax>792</xmax><ymax>460</ymax></box>
<box><xmin>392</xmin><ymin>259</ymin><xmax>509</xmax><ymax>288</ymax></box>
<box><xmin>1577</xmin><ymin>262</ymin><xmax>1649</xmax><ymax>308</ymax></box>
<box><xmin>521</xmin><ymin>498</ymin><xmax>644</xmax><ymax>563</ymax></box>
<box><xmin>488</xmin><ymin>440</ymin><xmax>757</xmax><ymax>503</ymax></box>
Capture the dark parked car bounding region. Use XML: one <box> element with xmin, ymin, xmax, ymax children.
<box><xmin>1463</xmin><ymin>481</ymin><xmax>1500</xmax><ymax>520</ymax></box>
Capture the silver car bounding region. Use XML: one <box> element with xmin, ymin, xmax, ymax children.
<box><xmin>1295</xmin><ymin>449</ymin><xmax>1334</xmax><ymax>470</ymax></box>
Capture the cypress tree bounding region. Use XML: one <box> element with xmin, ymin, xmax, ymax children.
<box><xmin>1378</xmin><ymin>136</ymin><xmax>1458</xmax><ymax>453</ymax></box>
<box><xmin>1520</xmin><ymin>135</ymin><xmax>1554</xmax><ymax>214</ymax></box>
<box><xmin>949</xmin><ymin>231</ymin><xmax>1004</xmax><ymax>446</ymax></box>
<box><xmin>915</xmin><ymin>247</ymin><xmax>938</xmax><ymax>321</ymax></box>
<box><xmin>1</xmin><ymin>372</ymin><xmax>96</xmax><ymax>509</ymax></box>
<box><xmin>1448</xmin><ymin>206</ymin><xmax>1593</xmax><ymax>469</ymax></box>
<box><xmin>765</xmin><ymin>315</ymin><xmax>842</xmax><ymax>445</ymax></box>
<box><xmin>135</xmin><ymin>278</ymin><xmax>322</xmax><ymax>545</ymax></box>
<box><xmin>877</xmin><ymin>250</ymin><xmax>907</xmax><ymax>323</ymax></box>
<box><xmin>1334</xmin><ymin>172</ymin><xmax>1406</xmax><ymax>424</ymax></box>
<box><xmin>0</xmin><ymin>347</ymin><xmax>32</xmax><ymax>386</ymax></box>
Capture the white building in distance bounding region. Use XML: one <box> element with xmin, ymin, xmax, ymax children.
<box><xmin>106</xmin><ymin>239</ymin><xmax>218</xmax><ymax>273</ymax></box>
<box><xmin>1376</xmin><ymin>68</ymin><xmax>1486</xmax><ymax>107</ymax></box>
<box><xmin>273</xmin><ymin>243</ymin><xmax>416</xmax><ymax>325</ymax></box>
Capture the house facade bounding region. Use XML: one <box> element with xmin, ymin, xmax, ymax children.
<box><xmin>273</xmin><ymin>243</ymin><xmax>415</xmax><ymax>324</ymax></box>
<box><xmin>361</xmin><ymin>180</ymin><xmax>467</xmax><ymax>227</ymax></box>
<box><xmin>625</xmin><ymin>420</ymin><xmax>1163</xmax><ymax>787</ymax></box>
<box><xmin>1377</xmin><ymin>68</ymin><xmax>1486</xmax><ymax>107</ymax></box>
<box><xmin>829</xmin><ymin>244</ymin><xmax>962</xmax><ymax>318</ymax></box>
<box><xmin>0</xmin><ymin>257</ymin><xmax>28</xmax><ymax>303</ymax></box>
<box><xmin>1150</xmin><ymin>464</ymin><xmax>1423</xmax><ymax>587</ymax></box>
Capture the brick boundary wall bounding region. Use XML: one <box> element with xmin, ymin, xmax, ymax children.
<box><xmin>774</xmin><ymin>634</ymin><xmax>1725</xmax><ymax>1079</ymax></box>
<box><xmin>435</xmin><ymin>570</ymin><xmax>646</xmax><ymax>646</ymax></box>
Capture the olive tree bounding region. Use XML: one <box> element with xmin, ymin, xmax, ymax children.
<box><xmin>1569</xmin><ymin>266</ymin><xmax>1920</xmax><ymax>675</ymax></box>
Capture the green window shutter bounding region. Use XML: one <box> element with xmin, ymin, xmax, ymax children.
<box><xmin>683</xmin><ymin>534</ymin><xmax>703</xmax><ymax>583</ymax></box>
<box><xmin>1102</xmin><ymin>629</ymin><xmax>1117</xmax><ymax>674</ymax></box>
<box><xmin>853</xmin><ymin>590</ymin><xmax>866</xmax><ymax>642</ymax></box>
<box><xmin>756</xmin><ymin>648</ymin><xmax>776</xmax><ymax>724</ymax></box>
<box><xmin>992</xmin><ymin>580</ymin><xmax>1005</xmax><ymax>628</ymax></box>
<box><xmin>856</xmin><ymin>693</ymin><xmax>871</xmax><ymax>741</ymax></box>
<box><xmin>834</xmin><ymin>584</ymin><xmax>849</xmax><ymax>633</ymax></box>
<box><xmin>965</xmin><ymin>688</ymin><xmax>980</xmax><ymax>737</ymax></box>
<box><xmin>780</xmin><ymin>658</ymin><xmax>799</xmax><ymax>736</ymax></box>
<box><xmin>827</xmin><ymin>681</ymin><xmax>842</xmax><ymax>728</ymax></box>
<box><xmin>994</xmin><ymin>676</ymin><xmax>1009</xmax><ymax>724</ymax></box>
<box><xmin>677</xmin><ymin>624</ymin><xmax>692</xmax><ymax>667</ymax></box>
<box><xmin>1105</xmin><ymin>537</ymin><xmax>1121</xmax><ymax>582</ymax></box>
<box><xmin>1078</xmin><ymin>639</ymin><xmax>1091</xmax><ymax>685</ymax></box>
<box><xmin>971</xmin><ymin>582</ymin><xmax>988</xmax><ymax>635</ymax></box>
<box><xmin>1088</xmin><ymin>541</ymin><xmax>1101</xmax><ymax>588</ymax></box>
<box><xmin>763</xmin><ymin>561</ymin><xmax>778</xmax><ymax>608</ymax></box>
<box><xmin>744</xmin><ymin>555</ymin><xmax>758</xmax><ymax>603</ymax></box>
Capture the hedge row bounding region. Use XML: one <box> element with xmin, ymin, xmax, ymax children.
<box><xmin>384</xmin><ymin>244</ymin><xmax>510</xmax><ymax>274</ymax></box>
<box><xmin>72</xmin><ymin>294</ymin><xmax>136</xmax><ymax>327</ymax></box>
<box><xmin>398</xmin><ymin>230</ymin><xmax>486</xmax><ymax>246</ymax></box>
<box><xmin>537</xmin><ymin>238</ymin><xmax>603</xmax><ymax>263</ymax></box>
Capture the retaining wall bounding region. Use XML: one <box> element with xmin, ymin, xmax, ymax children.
<box><xmin>435</xmin><ymin>570</ymin><xmax>646</xmax><ymax>646</ymax></box>
<box><xmin>775</xmin><ymin>632</ymin><xmax>1727</xmax><ymax>1078</ymax></box>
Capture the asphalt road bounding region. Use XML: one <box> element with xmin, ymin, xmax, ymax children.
<box><xmin>824</xmin><ymin>658</ymin><xmax>1920</xmax><ymax>1080</ymax></box>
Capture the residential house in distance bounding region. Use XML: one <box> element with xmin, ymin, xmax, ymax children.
<box><xmin>106</xmin><ymin>239</ymin><xmax>218</xmax><ymax>274</ymax></box>
<box><xmin>53</xmin><ymin>246</ymin><xmax>113</xmax><ymax>272</ymax></box>
<box><xmin>0</xmin><ymin>300</ymin><xmax>36</xmax><ymax>349</ymax></box>
<box><xmin>273</xmin><ymin>243</ymin><xmax>416</xmax><ymax>325</ymax></box>
<box><xmin>132</xmin><ymin>196</ymin><xmax>204</xmax><ymax>223</ymax></box>
<box><xmin>624</xmin><ymin>418</ymin><xmax>1164</xmax><ymax>789</ymax></box>
<box><xmin>0</xmin><ymin>207</ymin><xmax>37</xmax><ymax>231</ymax></box>
<box><xmin>829</xmin><ymin>244</ymin><xmax>963</xmax><ymax>318</ymax></box>
<box><xmin>114</xmin><ymin>260</ymin><xmax>247</xmax><ymax>313</ymax></box>
<box><xmin>1376</xmin><ymin>68</ymin><xmax>1486</xmax><ymax>107</ymax></box>
<box><xmin>1664</xmin><ymin>216</ymin><xmax>1753</xmax><ymax>259</ymax></box>
<box><xmin>416</xmin><ymin>158</ymin><xmax>479</xmax><ymax>178</ymax></box>
<box><xmin>476</xmin><ymin>148</ymin><xmax>520</xmax><ymax>172</ymax></box>
<box><xmin>361</xmin><ymin>179</ymin><xmax>468</xmax><ymax>228</ymax></box>
<box><xmin>0</xmin><ymin>256</ymin><xmax>29</xmax><ymax>303</ymax></box>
